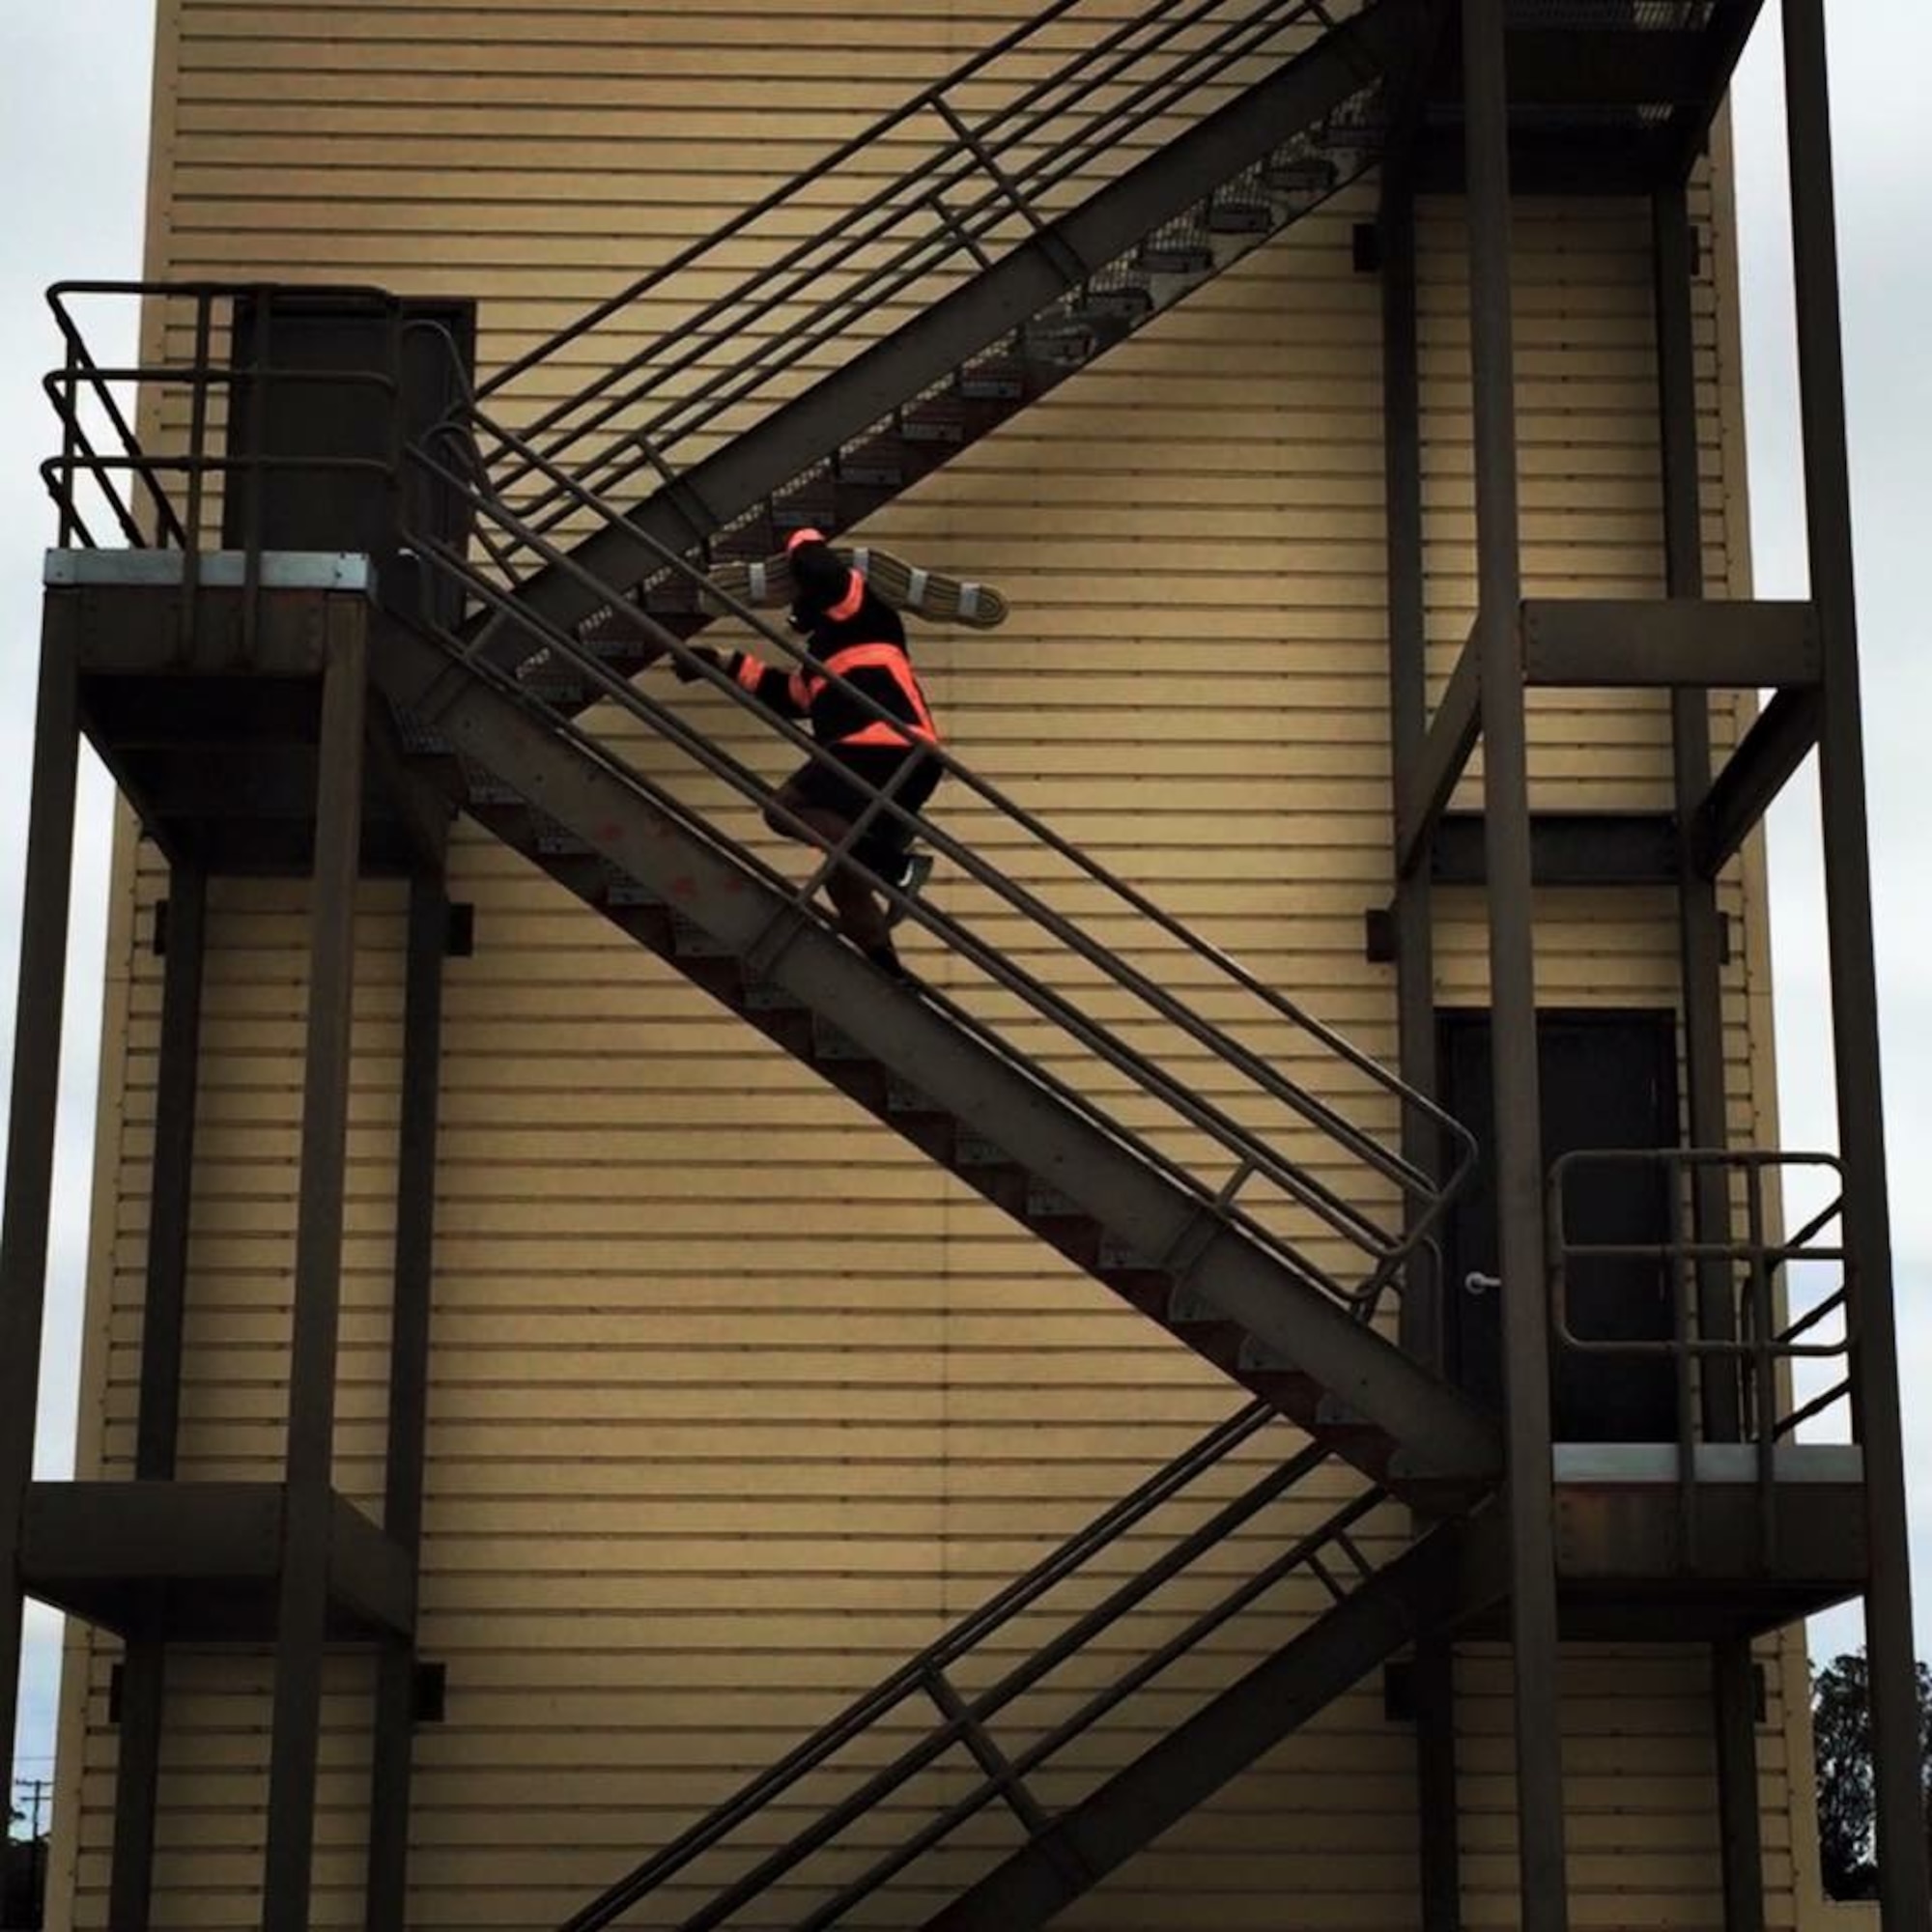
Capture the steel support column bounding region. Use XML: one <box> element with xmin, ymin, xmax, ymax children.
<box><xmin>1712</xmin><ymin>1639</ymin><xmax>1766</xmax><ymax>1932</ymax></box>
<box><xmin>263</xmin><ymin>617</ymin><xmax>368</xmax><ymax>1932</ymax></box>
<box><xmin>1384</xmin><ymin>158</ymin><xmax>1464</xmax><ymax>1932</ymax></box>
<box><xmin>1655</xmin><ymin>186</ymin><xmax>1744</xmax><ymax>1438</ymax></box>
<box><xmin>1414</xmin><ymin>1631</ymin><xmax>1463</xmax><ymax>1932</ymax></box>
<box><xmin>1780</xmin><ymin>7</ymin><xmax>1930</xmax><ymax>1924</ymax></box>
<box><xmin>1383</xmin><ymin>170</ymin><xmax>1441</xmax><ymax>1375</ymax></box>
<box><xmin>0</xmin><ymin>622</ymin><xmax>80</xmax><ymax>1818</ymax></box>
<box><xmin>364</xmin><ymin>872</ymin><xmax>447</xmax><ymax>1932</ymax></box>
<box><xmin>1461</xmin><ymin>10</ymin><xmax>1569</xmax><ymax>1929</ymax></box>
<box><xmin>109</xmin><ymin>865</ymin><xmax>210</xmax><ymax>1932</ymax></box>
<box><xmin>1654</xmin><ymin>181</ymin><xmax>1763</xmax><ymax>1932</ymax></box>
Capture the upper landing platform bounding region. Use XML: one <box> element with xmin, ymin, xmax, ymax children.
<box><xmin>42</xmin><ymin>547</ymin><xmax>449</xmax><ymax>878</ymax></box>
<box><xmin>1409</xmin><ymin>1</ymin><xmax>1760</xmax><ymax>193</ymax></box>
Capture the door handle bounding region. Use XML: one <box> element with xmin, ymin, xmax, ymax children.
<box><xmin>1463</xmin><ymin>1270</ymin><xmax>1502</xmax><ymax>1297</ymax></box>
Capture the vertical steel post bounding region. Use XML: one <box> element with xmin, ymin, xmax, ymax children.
<box><xmin>1383</xmin><ymin>158</ymin><xmax>1463</xmax><ymax>1932</ymax></box>
<box><xmin>0</xmin><ymin>617</ymin><xmax>80</xmax><ymax>1829</ymax></box>
<box><xmin>1711</xmin><ymin>1640</ymin><xmax>1767</xmax><ymax>1932</ymax></box>
<box><xmin>363</xmin><ymin>871</ymin><xmax>447</xmax><ymax>1932</ymax></box>
<box><xmin>1414</xmin><ymin>1632</ymin><xmax>1463</xmax><ymax>1932</ymax></box>
<box><xmin>109</xmin><ymin>865</ymin><xmax>211</xmax><ymax>1932</ymax></box>
<box><xmin>1779</xmin><ymin>7</ymin><xmax>1930</xmax><ymax>1925</ymax></box>
<box><xmin>1383</xmin><ymin>167</ymin><xmax>1443</xmax><ymax>1375</ymax></box>
<box><xmin>1461</xmin><ymin>11</ymin><xmax>1569</xmax><ymax>1929</ymax></box>
<box><xmin>1654</xmin><ymin>184</ymin><xmax>1765</xmax><ymax>1931</ymax></box>
<box><xmin>1654</xmin><ymin>187</ymin><xmax>1745</xmax><ymax>1441</ymax></box>
<box><xmin>263</xmin><ymin>614</ymin><xmax>368</xmax><ymax>1932</ymax></box>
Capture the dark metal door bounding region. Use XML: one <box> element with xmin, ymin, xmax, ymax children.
<box><xmin>1437</xmin><ymin>1009</ymin><xmax>1678</xmax><ymax>1441</ymax></box>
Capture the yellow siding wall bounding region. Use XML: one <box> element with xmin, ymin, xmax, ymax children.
<box><xmin>48</xmin><ymin>3</ymin><xmax>1814</xmax><ymax>1928</ymax></box>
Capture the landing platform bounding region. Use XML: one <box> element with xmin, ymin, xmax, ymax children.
<box><xmin>1464</xmin><ymin>1443</ymin><xmax>1867</xmax><ymax>1640</ymax></box>
<box><xmin>1413</xmin><ymin>2</ymin><xmax>1757</xmax><ymax>193</ymax></box>
<box><xmin>19</xmin><ymin>1480</ymin><xmax>414</xmax><ymax>1642</ymax></box>
<box><xmin>43</xmin><ymin>548</ymin><xmax>448</xmax><ymax>876</ymax></box>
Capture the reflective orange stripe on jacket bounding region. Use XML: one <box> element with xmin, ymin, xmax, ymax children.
<box><xmin>811</xmin><ymin>640</ymin><xmax>940</xmax><ymax>746</ymax></box>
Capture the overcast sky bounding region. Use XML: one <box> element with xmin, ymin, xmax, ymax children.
<box><xmin>2</xmin><ymin>2</ymin><xmax>1928</xmax><ymax>1804</ymax></box>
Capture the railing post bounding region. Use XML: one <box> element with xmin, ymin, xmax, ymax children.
<box><xmin>1779</xmin><ymin>9</ymin><xmax>1929</xmax><ymax>1926</ymax></box>
<box><xmin>1461</xmin><ymin>9</ymin><xmax>1569</xmax><ymax>1930</ymax></box>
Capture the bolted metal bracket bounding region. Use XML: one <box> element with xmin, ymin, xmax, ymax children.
<box><xmin>412</xmin><ymin>1661</ymin><xmax>447</xmax><ymax>1724</ymax></box>
<box><xmin>1364</xmin><ymin>906</ymin><xmax>1397</xmax><ymax>964</ymax></box>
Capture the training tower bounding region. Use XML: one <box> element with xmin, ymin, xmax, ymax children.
<box><xmin>3</xmin><ymin>3</ymin><xmax>1922</xmax><ymax>1929</ymax></box>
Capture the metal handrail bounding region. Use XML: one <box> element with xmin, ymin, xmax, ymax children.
<box><xmin>468</xmin><ymin>0</ymin><xmax>1357</xmax><ymax>542</ymax></box>
<box><xmin>1547</xmin><ymin>1147</ymin><xmax>1854</xmax><ymax>1568</ymax></box>
<box><xmin>406</xmin><ymin>414</ymin><xmax>1477</xmax><ymax>1302</ymax></box>
<box><xmin>554</xmin><ymin>1398</ymin><xmax>1276</xmax><ymax>1930</ymax></box>
<box><xmin>560</xmin><ymin>1419</ymin><xmax>1380</xmax><ymax>1932</ymax></box>
<box><xmin>480</xmin><ymin>0</ymin><xmax>1345</xmax><ymax>407</ymax></box>
<box><xmin>40</xmin><ymin>281</ymin><xmax>407</xmax><ymax>555</ymax></box>
<box><xmin>415</xmin><ymin>516</ymin><xmax>1373</xmax><ymax>1301</ymax></box>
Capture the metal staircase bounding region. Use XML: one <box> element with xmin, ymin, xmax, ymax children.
<box><xmin>441</xmin><ymin>0</ymin><xmax>1429</xmax><ymax>686</ymax></box>
<box><xmin>379</xmin><ymin>497</ymin><xmax>1497</xmax><ymax>1501</ymax></box>
<box><xmin>367</xmin><ymin>7</ymin><xmax>1507</xmax><ymax>1918</ymax></box>
<box><xmin>364</xmin><ymin>0</ymin><xmax>1501</xmax><ymax>1501</ymax></box>
<box><xmin>540</xmin><ymin>1402</ymin><xmax>1508</xmax><ymax>1932</ymax></box>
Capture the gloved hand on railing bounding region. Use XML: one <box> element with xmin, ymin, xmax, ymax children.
<box><xmin>670</xmin><ymin>645</ymin><xmax>724</xmax><ymax>684</ymax></box>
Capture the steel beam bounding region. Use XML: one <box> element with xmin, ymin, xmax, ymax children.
<box><xmin>1462</xmin><ymin>11</ymin><xmax>1568</xmax><ymax>1931</ymax></box>
<box><xmin>1658</xmin><ymin>183</ymin><xmax>1760</xmax><ymax>1925</ymax></box>
<box><xmin>1654</xmin><ymin>186</ymin><xmax>1744</xmax><ymax>1444</ymax></box>
<box><xmin>1432</xmin><ymin>30</ymin><xmax>1710</xmax><ymax>109</ymax></box>
<box><xmin>1381</xmin><ymin>171</ymin><xmax>1442</xmax><ymax>1368</ymax></box>
<box><xmin>109</xmin><ymin>862</ymin><xmax>209</xmax><ymax>1931</ymax></box>
<box><xmin>1396</xmin><ymin>629</ymin><xmax>1483</xmax><ymax>880</ymax></box>
<box><xmin>0</xmin><ymin>618</ymin><xmax>79</xmax><ymax>1810</ymax></box>
<box><xmin>1781</xmin><ymin>7</ymin><xmax>1930</xmax><ymax>1924</ymax></box>
<box><xmin>364</xmin><ymin>872</ymin><xmax>447</xmax><ymax>1932</ymax></box>
<box><xmin>1712</xmin><ymin>1639</ymin><xmax>1766</xmax><ymax>1932</ymax></box>
<box><xmin>134</xmin><ymin>867</ymin><xmax>208</xmax><ymax>1481</ymax></box>
<box><xmin>264</xmin><ymin>608</ymin><xmax>367</xmax><ymax>1932</ymax></box>
<box><xmin>1431</xmin><ymin>812</ymin><xmax>1678</xmax><ymax>888</ymax></box>
<box><xmin>471</xmin><ymin>0</ymin><xmax>1430</xmax><ymax>666</ymax></box>
<box><xmin>1668</xmin><ymin>2</ymin><xmax>1769</xmax><ymax>185</ymax></box>
<box><xmin>1414</xmin><ymin>1631</ymin><xmax>1463</xmax><ymax>1932</ymax></box>
<box><xmin>107</xmin><ymin>1641</ymin><xmax>168</xmax><ymax>1932</ymax></box>
<box><xmin>1688</xmin><ymin>688</ymin><xmax>1821</xmax><ymax>876</ymax></box>
<box><xmin>1384</xmin><ymin>164</ymin><xmax>1463</xmax><ymax>1930</ymax></box>
<box><xmin>1520</xmin><ymin>600</ymin><xmax>1816</xmax><ymax>689</ymax></box>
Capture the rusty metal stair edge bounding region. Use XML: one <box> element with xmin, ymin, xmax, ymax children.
<box><xmin>376</xmin><ymin>620</ymin><xmax>1500</xmax><ymax>1486</ymax></box>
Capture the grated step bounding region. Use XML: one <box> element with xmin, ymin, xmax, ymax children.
<box><xmin>1079</xmin><ymin>285</ymin><xmax>1154</xmax><ymax>322</ymax></box>
<box><xmin>1264</xmin><ymin>154</ymin><xmax>1339</xmax><ymax>195</ymax></box>
<box><xmin>898</xmin><ymin>399</ymin><xmax>966</xmax><ymax>445</ymax></box>
<box><xmin>837</xmin><ymin>439</ymin><xmax>906</xmax><ymax>489</ymax></box>
<box><xmin>1208</xmin><ymin>200</ymin><xmax>1273</xmax><ymax>235</ymax></box>
<box><xmin>957</xmin><ymin>358</ymin><xmax>1028</xmax><ymax>402</ymax></box>
<box><xmin>1140</xmin><ymin>241</ymin><xmax>1213</xmax><ymax>275</ymax></box>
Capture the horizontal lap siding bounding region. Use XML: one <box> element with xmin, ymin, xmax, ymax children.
<box><xmin>48</xmin><ymin>4</ymin><xmax>1804</xmax><ymax>1928</ymax></box>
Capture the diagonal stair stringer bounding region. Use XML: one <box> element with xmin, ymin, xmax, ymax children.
<box><xmin>378</xmin><ymin>618</ymin><xmax>1500</xmax><ymax>1493</ymax></box>
<box><xmin>470</xmin><ymin>0</ymin><xmax>1429</xmax><ymax>668</ymax></box>
<box><xmin>923</xmin><ymin>1504</ymin><xmax>1513</xmax><ymax>1932</ymax></box>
